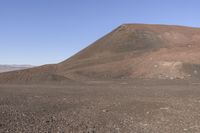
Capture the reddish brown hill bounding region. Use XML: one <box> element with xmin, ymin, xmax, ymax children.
<box><xmin>1</xmin><ymin>24</ymin><xmax>200</xmax><ymax>83</ymax></box>
<box><xmin>57</xmin><ymin>24</ymin><xmax>200</xmax><ymax>80</ymax></box>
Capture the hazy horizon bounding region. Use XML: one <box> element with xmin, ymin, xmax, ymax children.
<box><xmin>1</xmin><ymin>0</ymin><xmax>200</xmax><ymax>65</ymax></box>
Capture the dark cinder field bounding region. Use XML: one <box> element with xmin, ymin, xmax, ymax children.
<box><xmin>1</xmin><ymin>80</ymin><xmax>200</xmax><ymax>133</ymax></box>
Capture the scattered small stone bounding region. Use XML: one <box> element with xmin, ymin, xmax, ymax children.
<box><xmin>154</xmin><ymin>65</ymin><xmax>158</xmax><ymax>68</ymax></box>
<box><xmin>46</xmin><ymin>120</ymin><xmax>50</xmax><ymax>124</ymax></box>
<box><xmin>194</xmin><ymin>70</ymin><xmax>198</xmax><ymax>75</ymax></box>
<box><xmin>116</xmin><ymin>127</ymin><xmax>120</xmax><ymax>131</ymax></box>
<box><xmin>51</xmin><ymin>116</ymin><xmax>56</xmax><ymax>121</ymax></box>
<box><xmin>63</xmin><ymin>98</ymin><xmax>66</xmax><ymax>101</ymax></box>
<box><xmin>102</xmin><ymin>109</ymin><xmax>108</xmax><ymax>113</ymax></box>
<box><xmin>183</xmin><ymin>128</ymin><xmax>188</xmax><ymax>131</ymax></box>
<box><xmin>0</xmin><ymin>123</ymin><xmax>3</xmax><ymax>127</ymax></box>
<box><xmin>160</xmin><ymin>107</ymin><xmax>169</xmax><ymax>110</ymax></box>
<box><xmin>142</xmin><ymin>124</ymin><xmax>148</xmax><ymax>126</ymax></box>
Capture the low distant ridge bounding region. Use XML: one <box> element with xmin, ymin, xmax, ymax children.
<box><xmin>0</xmin><ymin>65</ymin><xmax>33</xmax><ymax>73</ymax></box>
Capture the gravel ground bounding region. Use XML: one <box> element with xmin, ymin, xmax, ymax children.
<box><xmin>0</xmin><ymin>80</ymin><xmax>200</xmax><ymax>133</ymax></box>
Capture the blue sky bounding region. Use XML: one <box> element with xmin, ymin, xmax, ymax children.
<box><xmin>0</xmin><ymin>0</ymin><xmax>200</xmax><ymax>65</ymax></box>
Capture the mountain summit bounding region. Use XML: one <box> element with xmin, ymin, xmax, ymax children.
<box><xmin>1</xmin><ymin>24</ymin><xmax>200</xmax><ymax>83</ymax></box>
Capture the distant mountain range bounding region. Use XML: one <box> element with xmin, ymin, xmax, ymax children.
<box><xmin>0</xmin><ymin>65</ymin><xmax>34</xmax><ymax>73</ymax></box>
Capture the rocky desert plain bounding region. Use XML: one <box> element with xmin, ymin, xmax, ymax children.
<box><xmin>1</xmin><ymin>24</ymin><xmax>200</xmax><ymax>132</ymax></box>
